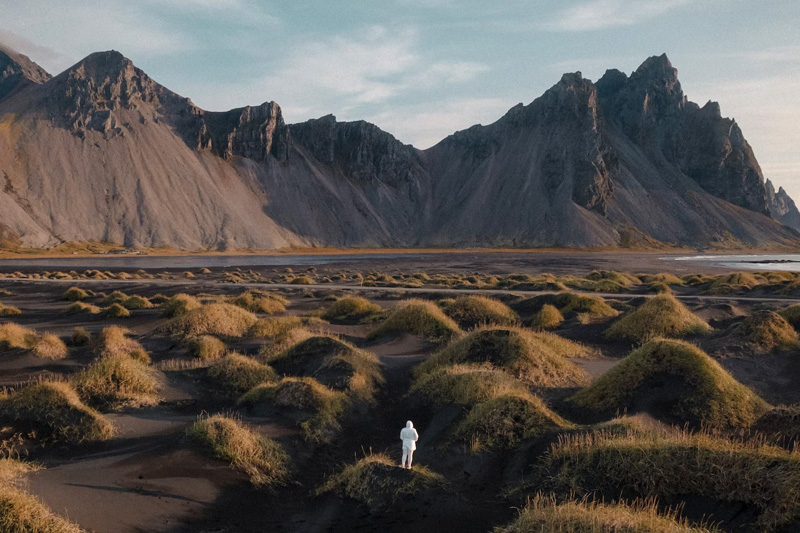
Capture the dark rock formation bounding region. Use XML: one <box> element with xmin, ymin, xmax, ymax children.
<box><xmin>0</xmin><ymin>45</ymin><xmax>50</xmax><ymax>102</ymax></box>
<box><xmin>767</xmin><ymin>179</ymin><xmax>800</xmax><ymax>231</ymax></box>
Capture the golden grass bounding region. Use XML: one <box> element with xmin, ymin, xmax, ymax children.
<box><xmin>0</xmin><ymin>302</ymin><xmax>21</xmax><ymax>316</ymax></box>
<box><xmin>268</xmin><ymin>335</ymin><xmax>383</xmax><ymax>400</ymax></box>
<box><xmin>605</xmin><ymin>294</ymin><xmax>710</xmax><ymax>343</ymax></box>
<box><xmin>533</xmin><ymin>427</ymin><xmax>800</xmax><ymax>532</ymax></box>
<box><xmin>322</xmin><ymin>297</ymin><xmax>382</xmax><ymax>323</ymax></box>
<box><xmin>410</xmin><ymin>364</ymin><xmax>528</xmax><ymax>407</ymax></box>
<box><xmin>184</xmin><ymin>335</ymin><xmax>226</xmax><ymax>360</ymax></box>
<box><xmin>455</xmin><ymin>391</ymin><xmax>571</xmax><ymax>452</ymax></box>
<box><xmin>238</xmin><ymin>377</ymin><xmax>348</xmax><ymax>442</ymax></box>
<box><xmin>120</xmin><ymin>295</ymin><xmax>153</xmax><ymax>310</ymax></box>
<box><xmin>161</xmin><ymin>293</ymin><xmax>202</xmax><ymax>317</ymax></box>
<box><xmin>257</xmin><ymin>328</ymin><xmax>315</xmax><ymax>361</ymax></box>
<box><xmin>735</xmin><ymin>311</ymin><xmax>799</xmax><ymax>352</ymax></box>
<box><xmin>208</xmin><ymin>353</ymin><xmax>277</xmax><ymax>393</ymax></box>
<box><xmin>639</xmin><ymin>272</ymin><xmax>686</xmax><ymax>286</ymax></box>
<box><xmin>0</xmin><ymin>323</ymin><xmax>37</xmax><ymax>351</ymax></box>
<box><xmin>571</xmin><ymin>339</ymin><xmax>769</xmax><ymax>429</ymax></box>
<box><xmin>159</xmin><ymin>303</ymin><xmax>258</xmax><ymax>337</ymax></box>
<box><xmin>31</xmin><ymin>334</ymin><xmax>68</xmax><ymax>360</ymax></box>
<box><xmin>100</xmin><ymin>303</ymin><xmax>131</xmax><ymax>318</ymax></box>
<box><xmin>248</xmin><ymin>316</ymin><xmax>303</xmax><ymax>339</ymax></box>
<box><xmin>517</xmin><ymin>293</ymin><xmax>618</xmax><ymax>321</ymax></box>
<box><xmin>496</xmin><ymin>493</ymin><xmax>718</xmax><ymax>533</ymax></box>
<box><xmin>529</xmin><ymin>304</ymin><xmax>564</xmax><ymax>330</ymax></box>
<box><xmin>778</xmin><ymin>304</ymin><xmax>800</xmax><ymax>329</ymax></box>
<box><xmin>0</xmin><ymin>381</ymin><xmax>114</xmax><ymax>444</ymax></box>
<box><xmin>229</xmin><ymin>290</ymin><xmax>287</xmax><ymax>314</ymax></box>
<box><xmin>65</xmin><ymin>301</ymin><xmax>101</xmax><ymax>315</ymax></box>
<box><xmin>705</xmin><ymin>272</ymin><xmax>762</xmax><ymax>295</ymax></box>
<box><xmin>62</xmin><ymin>286</ymin><xmax>91</xmax><ymax>301</ymax></box>
<box><xmin>416</xmin><ymin>327</ymin><xmax>590</xmax><ymax>389</ymax></box>
<box><xmin>92</xmin><ymin>326</ymin><xmax>149</xmax><ymax>362</ymax></box>
<box><xmin>442</xmin><ymin>295</ymin><xmax>518</xmax><ymax>330</ymax></box>
<box><xmin>0</xmin><ymin>483</ymin><xmax>85</xmax><ymax>532</ymax></box>
<box><xmin>290</xmin><ymin>275</ymin><xmax>314</xmax><ymax>285</ymax></box>
<box><xmin>72</xmin><ymin>355</ymin><xmax>160</xmax><ymax>409</ymax></box>
<box><xmin>368</xmin><ymin>299</ymin><xmax>462</xmax><ymax>343</ymax></box>
<box><xmin>316</xmin><ymin>453</ymin><xmax>446</xmax><ymax>509</ymax></box>
<box><xmin>187</xmin><ymin>413</ymin><xmax>289</xmax><ymax>488</ymax></box>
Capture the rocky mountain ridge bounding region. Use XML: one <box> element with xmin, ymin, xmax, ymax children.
<box><xmin>0</xmin><ymin>47</ymin><xmax>797</xmax><ymax>250</ymax></box>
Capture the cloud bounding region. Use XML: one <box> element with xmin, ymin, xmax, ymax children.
<box><xmin>545</xmin><ymin>0</ymin><xmax>691</xmax><ymax>31</ymax></box>
<box><xmin>366</xmin><ymin>97</ymin><xmax>512</xmax><ymax>149</ymax></box>
<box><xmin>254</xmin><ymin>26</ymin><xmax>489</xmax><ymax>119</ymax></box>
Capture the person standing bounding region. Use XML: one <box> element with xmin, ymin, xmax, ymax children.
<box><xmin>400</xmin><ymin>420</ymin><xmax>419</xmax><ymax>469</ymax></box>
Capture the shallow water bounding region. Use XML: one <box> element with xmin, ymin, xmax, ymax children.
<box><xmin>667</xmin><ymin>254</ymin><xmax>800</xmax><ymax>271</ymax></box>
<box><xmin>0</xmin><ymin>253</ymin><xmax>423</xmax><ymax>270</ymax></box>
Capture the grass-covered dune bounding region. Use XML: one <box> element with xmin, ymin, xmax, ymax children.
<box><xmin>268</xmin><ymin>336</ymin><xmax>383</xmax><ymax>400</ymax></box>
<box><xmin>316</xmin><ymin>453</ymin><xmax>446</xmax><ymax>511</ymax></box>
<box><xmin>238</xmin><ymin>376</ymin><xmax>347</xmax><ymax>442</ymax></box>
<box><xmin>187</xmin><ymin>413</ymin><xmax>289</xmax><ymax>488</ymax></box>
<box><xmin>0</xmin><ymin>381</ymin><xmax>114</xmax><ymax>444</ymax></box>
<box><xmin>368</xmin><ymin>299</ymin><xmax>462</xmax><ymax>343</ymax></box>
<box><xmin>496</xmin><ymin>493</ymin><xmax>718</xmax><ymax>533</ymax></box>
<box><xmin>734</xmin><ymin>310</ymin><xmax>799</xmax><ymax>352</ymax></box>
<box><xmin>72</xmin><ymin>355</ymin><xmax>161</xmax><ymax>409</ymax></box>
<box><xmin>514</xmin><ymin>292</ymin><xmax>618</xmax><ymax>323</ymax></box>
<box><xmin>321</xmin><ymin>296</ymin><xmax>382</xmax><ymax>323</ymax></box>
<box><xmin>570</xmin><ymin>339</ymin><xmax>768</xmax><ymax>428</ymax></box>
<box><xmin>159</xmin><ymin>303</ymin><xmax>257</xmax><ymax>337</ymax></box>
<box><xmin>605</xmin><ymin>294</ymin><xmax>710</xmax><ymax>343</ymax></box>
<box><xmin>442</xmin><ymin>295</ymin><xmax>518</xmax><ymax>330</ymax></box>
<box><xmin>229</xmin><ymin>290</ymin><xmax>287</xmax><ymax>314</ymax></box>
<box><xmin>416</xmin><ymin>327</ymin><xmax>590</xmax><ymax>389</ymax></box>
<box><xmin>92</xmin><ymin>326</ymin><xmax>149</xmax><ymax>362</ymax></box>
<box><xmin>528</xmin><ymin>428</ymin><xmax>800</xmax><ymax>532</ymax></box>
<box><xmin>208</xmin><ymin>353</ymin><xmax>277</xmax><ymax>394</ymax></box>
<box><xmin>410</xmin><ymin>364</ymin><xmax>528</xmax><ymax>407</ymax></box>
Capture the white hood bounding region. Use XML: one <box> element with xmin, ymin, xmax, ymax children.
<box><xmin>406</xmin><ymin>421</ymin><xmax>413</xmax><ymax>429</ymax></box>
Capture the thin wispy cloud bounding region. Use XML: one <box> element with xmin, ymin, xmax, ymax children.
<box><xmin>546</xmin><ymin>0</ymin><xmax>691</xmax><ymax>31</ymax></box>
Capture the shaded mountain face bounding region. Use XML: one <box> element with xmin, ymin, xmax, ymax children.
<box><xmin>0</xmin><ymin>49</ymin><xmax>796</xmax><ymax>250</ymax></box>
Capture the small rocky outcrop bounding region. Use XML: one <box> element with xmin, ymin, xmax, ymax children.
<box><xmin>767</xmin><ymin>179</ymin><xmax>800</xmax><ymax>231</ymax></box>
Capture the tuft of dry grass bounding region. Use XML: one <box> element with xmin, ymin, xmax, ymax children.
<box><xmin>416</xmin><ymin>326</ymin><xmax>590</xmax><ymax>389</ymax></box>
<box><xmin>0</xmin><ymin>381</ymin><xmax>114</xmax><ymax>444</ymax></box>
<box><xmin>442</xmin><ymin>295</ymin><xmax>518</xmax><ymax>330</ymax></box>
<box><xmin>248</xmin><ymin>316</ymin><xmax>303</xmax><ymax>339</ymax></box>
<box><xmin>322</xmin><ymin>297</ymin><xmax>382</xmax><ymax>323</ymax></box>
<box><xmin>0</xmin><ymin>323</ymin><xmax>37</xmax><ymax>351</ymax></box>
<box><xmin>496</xmin><ymin>493</ymin><xmax>718</xmax><ymax>533</ymax></box>
<box><xmin>455</xmin><ymin>391</ymin><xmax>570</xmax><ymax>451</ymax></box>
<box><xmin>410</xmin><ymin>363</ymin><xmax>528</xmax><ymax>407</ymax></box>
<box><xmin>0</xmin><ymin>481</ymin><xmax>85</xmax><ymax>532</ymax></box>
<box><xmin>368</xmin><ymin>299</ymin><xmax>462</xmax><ymax>343</ymax></box>
<box><xmin>184</xmin><ymin>335</ymin><xmax>226</xmax><ymax>360</ymax></box>
<box><xmin>316</xmin><ymin>453</ymin><xmax>446</xmax><ymax>510</ymax></box>
<box><xmin>268</xmin><ymin>335</ymin><xmax>383</xmax><ymax>401</ymax></box>
<box><xmin>72</xmin><ymin>355</ymin><xmax>160</xmax><ymax>409</ymax></box>
<box><xmin>71</xmin><ymin>327</ymin><xmax>91</xmax><ymax>347</ymax></box>
<box><xmin>530</xmin><ymin>427</ymin><xmax>800</xmax><ymax>532</ymax></box>
<box><xmin>778</xmin><ymin>304</ymin><xmax>800</xmax><ymax>329</ymax></box>
<box><xmin>92</xmin><ymin>326</ymin><xmax>150</xmax><ymax>362</ymax></box>
<box><xmin>101</xmin><ymin>303</ymin><xmax>131</xmax><ymax>318</ymax></box>
<box><xmin>735</xmin><ymin>311</ymin><xmax>799</xmax><ymax>352</ymax></box>
<box><xmin>529</xmin><ymin>304</ymin><xmax>564</xmax><ymax>330</ymax></box>
<box><xmin>0</xmin><ymin>302</ymin><xmax>21</xmax><ymax>316</ymax></box>
<box><xmin>570</xmin><ymin>339</ymin><xmax>768</xmax><ymax>429</ymax></box>
<box><xmin>208</xmin><ymin>353</ymin><xmax>277</xmax><ymax>393</ymax></box>
<box><xmin>161</xmin><ymin>293</ymin><xmax>202</xmax><ymax>317</ymax></box>
<box><xmin>187</xmin><ymin>413</ymin><xmax>289</xmax><ymax>488</ymax></box>
<box><xmin>238</xmin><ymin>377</ymin><xmax>348</xmax><ymax>442</ymax></box>
<box><xmin>65</xmin><ymin>301</ymin><xmax>101</xmax><ymax>315</ymax></box>
<box><xmin>605</xmin><ymin>294</ymin><xmax>710</xmax><ymax>343</ymax></box>
<box><xmin>62</xmin><ymin>286</ymin><xmax>91</xmax><ymax>301</ymax></box>
<box><xmin>31</xmin><ymin>334</ymin><xmax>68</xmax><ymax>360</ymax></box>
<box><xmin>229</xmin><ymin>290</ymin><xmax>287</xmax><ymax>314</ymax></box>
<box><xmin>159</xmin><ymin>303</ymin><xmax>258</xmax><ymax>338</ymax></box>
<box><xmin>290</xmin><ymin>275</ymin><xmax>314</xmax><ymax>285</ymax></box>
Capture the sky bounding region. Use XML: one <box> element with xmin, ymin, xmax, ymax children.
<box><xmin>1</xmin><ymin>0</ymin><xmax>798</xmax><ymax>199</ymax></box>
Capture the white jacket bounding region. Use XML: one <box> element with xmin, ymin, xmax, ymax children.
<box><xmin>400</xmin><ymin>421</ymin><xmax>418</xmax><ymax>450</ymax></box>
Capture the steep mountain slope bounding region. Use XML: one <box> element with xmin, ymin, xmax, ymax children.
<box><xmin>0</xmin><ymin>49</ymin><xmax>796</xmax><ymax>250</ymax></box>
<box><xmin>766</xmin><ymin>179</ymin><xmax>800</xmax><ymax>231</ymax></box>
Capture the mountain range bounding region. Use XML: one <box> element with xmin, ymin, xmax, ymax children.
<box><xmin>0</xmin><ymin>45</ymin><xmax>798</xmax><ymax>250</ymax></box>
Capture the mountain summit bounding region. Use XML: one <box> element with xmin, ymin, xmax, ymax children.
<box><xmin>0</xmin><ymin>50</ymin><xmax>797</xmax><ymax>250</ymax></box>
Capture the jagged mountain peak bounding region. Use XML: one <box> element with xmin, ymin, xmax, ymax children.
<box><xmin>0</xmin><ymin>43</ymin><xmax>51</xmax><ymax>101</ymax></box>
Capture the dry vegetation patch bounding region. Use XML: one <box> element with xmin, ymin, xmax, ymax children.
<box><xmin>531</xmin><ymin>428</ymin><xmax>800</xmax><ymax>532</ymax></box>
<box><xmin>368</xmin><ymin>299</ymin><xmax>462</xmax><ymax>343</ymax></box>
<box><xmin>322</xmin><ymin>297</ymin><xmax>382</xmax><ymax>323</ymax></box>
<box><xmin>734</xmin><ymin>311</ymin><xmax>799</xmax><ymax>352</ymax></box>
<box><xmin>184</xmin><ymin>335</ymin><xmax>226</xmax><ymax>360</ymax></box>
<box><xmin>31</xmin><ymin>334</ymin><xmax>68</xmax><ymax>360</ymax></box>
<box><xmin>496</xmin><ymin>493</ymin><xmax>718</xmax><ymax>533</ymax></box>
<box><xmin>160</xmin><ymin>303</ymin><xmax>257</xmax><ymax>337</ymax></box>
<box><xmin>411</xmin><ymin>364</ymin><xmax>528</xmax><ymax>407</ymax></box>
<box><xmin>161</xmin><ymin>293</ymin><xmax>202</xmax><ymax>317</ymax></box>
<box><xmin>416</xmin><ymin>327</ymin><xmax>590</xmax><ymax>389</ymax></box>
<box><xmin>248</xmin><ymin>316</ymin><xmax>304</xmax><ymax>339</ymax></box>
<box><xmin>0</xmin><ymin>302</ymin><xmax>21</xmax><ymax>316</ymax></box>
<box><xmin>528</xmin><ymin>304</ymin><xmax>564</xmax><ymax>330</ymax></box>
<box><xmin>316</xmin><ymin>453</ymin><xmax>446</xmax><ymax>510</ymax></box>
<box><xmin>229</xmin><ymin>290</ymin><xmax>287</xmax><ymax>314</ymax></box>
<box><xmin>208</xmin><ymin>353</ymin><xmax>277</xmax><ymax>393</ymax></box>
<box><xmin>605</xmin><ymin>294</ymin><xmax>710</xmax><ymax>343</ymax></box>
<box><xmin>442</xmin><ymin>295</ymin><xmax>518</xmax><ymax>330</ymax></box>
<box><xmin>0</xmin><ymin>381</ymin><xmax>114</xmax><ymax>444</ymax></box>
<box><xmin>187</xmin><ymin>414</ymin><xmax>289</xmax><ymax>488</ymax></box>
<box><xmin>571</xmin><ymin>339</ymin><xmax>768</xmax><ymax>428</ymax></box>
<box><xmin>72</xmin><ymin>355</ymin><xmax>160</xmax><ymax>409</ymax></box>
<box><xmin>62</xmin><ymin>286</ymin><xmax>91</xmax><ymax>301</ymax></box>
<box><xmin>93</xmin><ymin>326</ymin><xmax>149</xmax><ymax>362</ymax></box>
